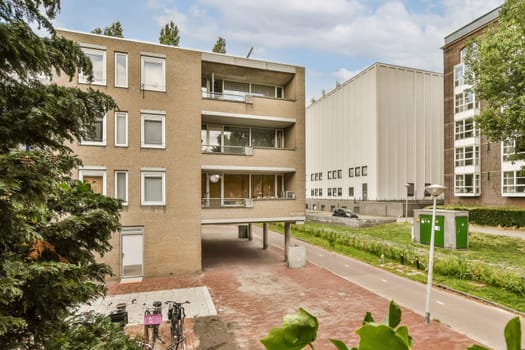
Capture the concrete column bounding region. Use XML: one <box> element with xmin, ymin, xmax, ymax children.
<box><xmin>284</xmin><ymin>222</ymin><xmax>291</xmax><ymax>261</ymax></box>
<box><xmin>248</xmin><ymin>223</ymin><xmax>253</xmax><ymax>241</ymax></box>
<box><xmin>263</xmin><ymin>223</ymin><xmax>268</xmax><ymax>249</ymax></box>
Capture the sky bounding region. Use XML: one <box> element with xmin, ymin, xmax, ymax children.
<box><xmin>52</xmin><ymin>0</ymin><xmax>504</xmax><ymax>103</ymax></box>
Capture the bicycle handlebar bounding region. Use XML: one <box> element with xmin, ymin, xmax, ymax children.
<box><xmin>165</xmin><ymin>300</ymin><xmax>190</xmax><ymax>305</ymax></box>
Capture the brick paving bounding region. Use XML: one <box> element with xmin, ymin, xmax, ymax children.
<box><xmin>108</xmin><ymin>225</ymin><xmax>482</xmax><ymax>350</ymax></box>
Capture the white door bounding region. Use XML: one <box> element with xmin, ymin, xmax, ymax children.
<box><xmin>121</xmin><ymin>227</ymin><xmax>144</xmax><ymax>278</ymax></box>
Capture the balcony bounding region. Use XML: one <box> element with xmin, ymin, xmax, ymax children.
<box><xmin>201</xmin><ymin>144</ymin><xmax>253</xmax><ymax>156</ymax></box>
<box><xmin>201</xmin><ymin>192</ymin><xmax>296</xmax><ymax>209</ymax></box>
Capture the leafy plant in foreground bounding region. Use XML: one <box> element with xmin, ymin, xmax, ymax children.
<box><xmin>261</xmin><ymin>301</ymin><xmax>522</xmax><ymax>350</ymax></box>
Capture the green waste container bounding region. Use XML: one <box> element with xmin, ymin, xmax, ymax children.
<box><xmin>413</xmin><ymin>210</ymin><xmax>469</xmax><ymax>249</ymax></box>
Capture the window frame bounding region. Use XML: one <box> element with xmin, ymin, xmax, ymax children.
<box><xmin>349</xmin><ymin>168</ymin><xmax>354</xmax><ymax>177</ymax></box>
<box><xmin>114</xmin><ymin>52</ymin><xmax>128</xmax><ymax>88</ymax></box>
<box><xmin>79</xmin><ymin>47</ymin><xmax>107</xmax><ymax>86</ymax></box>
<box><xmin>362</xmin><ymin>166</ymin><xmax>368</xmax><ymax>176</ymax></box>
<box><xmin>141</xmin><ymin>169</ymin><xmax>166</xmax><ymax>206</ymax></box>
<box><xmin>141</xmin><ymin>111</ymin><xmax>166</xmax><ymax>149</ymax></box>
<box><xmin>141</xmin><ymin>55</ymin><xmax>166</xmax><ymax>92</ymax></box>
<box><xmin>115</xmin><ymin>170</ymin><xmax>128</xmax><ymax>205</ymax></box>
<box><xmin>81</xmin><ymin>114</ymin><xmax>107</xmax><ymax>146</ymax></box>
<box><xmin>115</xmin><ymin>111</ymin><xmax>128</xmax><ymax>147</ymax></box>
<box><xmin>355</xmin><ymin>167</ymin><xmax>361</xmax><ymax>177</ymax></box>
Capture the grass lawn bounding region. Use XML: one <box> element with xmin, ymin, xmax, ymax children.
<box><xmin>269</xmin><ymin>221</ymin><xmax>525</xmax><ymax>312</ymax></box>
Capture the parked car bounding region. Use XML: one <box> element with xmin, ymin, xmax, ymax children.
<box><xmin>332</xmin><ymin>208</ymin><xmax>358</xmax><ymax>219</ymax></box>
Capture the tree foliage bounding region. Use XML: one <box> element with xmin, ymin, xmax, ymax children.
<box><xmin>465</xmin><ymin>0</ymin><xmax>525</xmax><ymax>160</ymax></box>
<box><xmin>92</xmin><ymin>20</ymin><xmax>124</xmax><ymax>38</ymax></box>
<box><xmin>212</xmin><ymin>36</ymin><xmax>226</xmax><ymax>53</ymax></box>
<box><xmin>159</xmin><ymin>20</ymin><xmax>180</xmax><ymax>46</ymax></box>
<box><xmin>0</xmin><ymin>0</ymin><xmax>135</xmax><ymax>348</ymax></box>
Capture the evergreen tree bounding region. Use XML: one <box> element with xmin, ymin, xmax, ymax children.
<box><xmin>92</xmin><ymin>20</ymin><xmax>124</xmax><ymax>38</ymax></box>
<box><xmin>159</xmin><ymin>20</ymin><xmax>180</xmax><ymax>46</ymax></box>
<box><xmin>465</xmin><ymin>0</ymin><xmax>525</xmax><ymax>160</ymax></box>
<box><xmin>0</xmin><ymin>1</ymin><xmax>138</xmax><ymax>348</ymax></box>
<box><xmin>212</xmin><ymin>36</ymin><xmax>226</xmax><ymax>54</ymax></box>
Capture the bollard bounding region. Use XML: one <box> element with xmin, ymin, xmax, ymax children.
<box><xmin>380</xmin><ymin>253</ymin><xmax>384</xmax><ymax>265</ymax></box>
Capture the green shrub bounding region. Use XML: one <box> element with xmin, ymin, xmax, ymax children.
<box><xmin>438</xmin><ymin>206</ymin><xmax>525</xmax><ymax>228</ymax></box>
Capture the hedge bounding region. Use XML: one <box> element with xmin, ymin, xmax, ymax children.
<box><xmin>438</xmin><ymin>206</ymin><xmax>525</xmax><ymax>228</ymax></box>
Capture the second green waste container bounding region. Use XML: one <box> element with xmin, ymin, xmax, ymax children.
<box><xmin>413</xmin><ymin>209</ymin><xmax>469</xmax><ymax>249</ymax></box>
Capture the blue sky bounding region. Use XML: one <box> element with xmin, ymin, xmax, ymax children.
<box><xmin>53</xmin><ymin>0</ymin><xmax>504</xmax><ymax>102</ymax></box>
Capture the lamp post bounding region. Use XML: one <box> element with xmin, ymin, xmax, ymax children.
<box><xmin>404</xmin><ymin>183</ymin><xmax>410</xmax><ymax>222</ymax></box>
<box><xmin>424</xmin><ymin>184</ymin><xmax>446</xmax><ymax>324</ymax></box>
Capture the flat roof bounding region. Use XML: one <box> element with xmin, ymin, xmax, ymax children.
<box><xmin>444</xmin><ymin>6</ymin><xmax>501</xmax><ymax>47</ymax></box>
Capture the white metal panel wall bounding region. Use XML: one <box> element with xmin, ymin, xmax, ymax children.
<box><xmin>376</xmin><ymin>65</ymin><xmax>443</xmax><ymax>200</ymax></box>
<box><xmin>306</xmin><ymin>66</ymin><xmax>378</xmax><ymax>201</ymax></box>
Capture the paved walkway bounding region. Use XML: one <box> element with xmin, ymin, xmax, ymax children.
<box><xmin>106</xmin><ymin>225</ymin><xmax>487</xmax><ymax>350</ymax></box>
<box><xmin>251</xmin><ymin>224</ymin><xmax>525</xmax><ymax>350</ymax></box>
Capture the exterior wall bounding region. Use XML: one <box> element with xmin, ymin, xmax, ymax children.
<box><xmin>306</xmin><ymin>63</ymin><xmax>443</xmax><ymax>215</ymax></box>
<box><xmin>56</xmin><ymin>29</ymin><xmax>305</xmax><ymax>279</ymax></box>
<box><xmin>443</xmin><ymin>8</ymin><xmax>525</xmax><ymax>207</ymax></box>
<box><xmin>376</xmin><ymin>64</ymin><xmax>444</xmax><ymax>200</ymax></box>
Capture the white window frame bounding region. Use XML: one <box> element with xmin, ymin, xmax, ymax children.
<box><xmin>79</xmin><ymin>47</ymin><xmax>106</xmax><ymax>85</ymax></box>
<box><xmin>141</xmin><ymin>111</ymin><xmax>166</xmax><ymax>149</ymax></box>
<box><xmin>141</xmin><ymin>55</ymin><xmax>166</xmax><ymax>92</ymax></box>
<box><xmin>114</xmin><ymin>52</ymin><xmax>128</xmax><ymax>88</ymax></box>
<box><xmin>81</xmin><ymin>114</ymin><xmax>107</xmax><ymax>146</ymax></box>
<box><xmin>502</xmin><ymin>170</ymin><xmax>525</xmax><ymax>196</ymax></box>
<box><xmin>141</xmin><ymin>169</ymin><xmax>166</xmax><ymax>206</ymax></box>
<box><xmin>115</xmin><ymin>171</ymin><xmax>128</xmax><ymax>205</ymax></box>
<box><xmin>78</xmin><ymin>166</ymin><xmax>107</xmax><ymax>195</ymax></box>
<box><xmin>115</xmin><ymin>111</ymin><xmax>128</xmax><ymax>147</ymax></box>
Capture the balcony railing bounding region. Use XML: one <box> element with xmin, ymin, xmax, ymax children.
<box><xmin>201</xmin><ymin>198</ymin><xmax>254</xmax><ymax>208</ymax></box>
<box><xmin>202</xmin><ymin>91</ymin><xmax>253</xmax><ymax>103</ymax></box>
<box><xmin>201</xmin><ymin>144</ymin><xmax>253</xmax><ymax>155</ymax></box>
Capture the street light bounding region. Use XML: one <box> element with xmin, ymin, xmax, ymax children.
<box><xmin>404</xmin><ymin>183</ymin><xmax>410</xmax><ymax>222</ymax></box>
<box><xmin>424</xmin><ymin>183</ymin><xmax>446</xmax><ymax>324</ymax></box>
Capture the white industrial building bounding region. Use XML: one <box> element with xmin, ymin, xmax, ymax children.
<box><xmin>306</xmin><ymin>63</ymin><xmax>444</xmax><ymax>216</ymax></box>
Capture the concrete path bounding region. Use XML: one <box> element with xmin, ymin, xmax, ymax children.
<box><xmin>252</xmin><ymin>225</ymin><xmax>525</xmax><ymax>350</ymax></box>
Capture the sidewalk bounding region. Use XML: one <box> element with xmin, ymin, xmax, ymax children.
<box><xmin>252</xmin><ymin>225</ymin><xmax>525</xmax><ymax>349</ymax></box>
<box><xmin>107</xmin><ymin>225</ymin><xmax>484</xmax><ymax>350</ymax></box>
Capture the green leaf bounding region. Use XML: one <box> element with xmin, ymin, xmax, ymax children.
<box><xmin>383</xmin><ymin>300</ymin><xmax>402</xmax><ymax>328</ymax></box>
<box><xmin>362</xmin><ymin>312</ymin><xmax>374</xmax><ymax>325</ymax></box>
<box><xmin>504</xmin><ymin>317</ymin><xmax>521</xmax><ymax>350</ymax></box>
<box><xmin>260</xmin><ymin>308</ymin><xmax>318</xmax><ymax>350</ymax></box>
<box><xmin>395</xmin><ymin>326</ymin><xmax>412</xmax><ymax>347</ymax></box>
<box><xmin>330</xmin><ymin>339</ymin><xmax>350</xmax><ymax>350</ymax></box>
<box><xmin>467</xmin><ymin>345</ymin><xmax>490</xmax><ymax>350</ymax></box>
<box><xmin>356</xmin><ymin>324</ymin><xmax>411</xmax><ymax>350</ymax></box>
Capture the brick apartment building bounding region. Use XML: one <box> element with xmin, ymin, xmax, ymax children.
<box><xmin>443</xmin><ymin>7</ymin><xmax>525</xmax><ymax>206</ymax></box>
<box><xmin>55</xmin><ymin>29</ymin><xmax>305</xmax><ymax>280</ymax></box>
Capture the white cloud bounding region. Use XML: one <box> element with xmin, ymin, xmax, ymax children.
<box><xmin>334</xmin><ymin>68</ymin><xmax>362</xmax><ymax>84</ymax></box>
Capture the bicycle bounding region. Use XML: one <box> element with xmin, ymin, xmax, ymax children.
<box><xmin>165</xmin><ymin>300</ymin><xmax>190</xmax><ymax>350</ymax></box>
<box><xmin>143</xmin><ymin>301</ymin><xmax>165</xmax><ymax>349</ymax></box>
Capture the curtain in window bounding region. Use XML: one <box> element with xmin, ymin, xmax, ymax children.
<box><xmin>116</xmin><ymin>54</ymin><xmax>127</xmax><ymax>86</ymax></box>
<box><xmin>116</xmin><ymin>172</ymin><xmax>127</xmax><ymax>201</ymax></box>
<box><xmin>144</xmin><ymin>119</ymin><xmax>162</xmax><ymax>145</ymax></box>
<box><xmin>145</xmin><ymin>177</ymin><xmax>163</xmax><ymax>202</ymax></box>
<box><xmin>116</xmin><ymin>113</ymin><xmax>127</xmax><ymax>145</ymax></box>
<box><xmin>143</xmin><ymin>60</ymin><xmax>163</xmax><ymax>89</ymax></box>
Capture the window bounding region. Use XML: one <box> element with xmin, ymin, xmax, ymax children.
<box><xmin>81</xmin><ymin>114</ymin><xmax>106</xmax><ymax>146</ymax></box>
<box><xmin>319</xmin><ymin>188</ymin><xmax>322</xmax><ymax>196</ymax></box>
<box><xmin>312</xmin><ymin>189</ymin><xmax>315</xmax><ymax>196</ymax></box>
<box><xmin>115</xmin><ymin>171</ymin><xmax>128</xmax><ymax>205</ymax></box>
<box><xmin>311</xmin><ymin>174</ymin><xmax>315</xmax><ymax>181</ymax></box>
<box><xmin>454</xmin><ymin>64</ymin><xmax>464</xmax><ymax>87</ymax></box>
<box><xmin>349</xmin><ymin>187</ymin><xmax>354</xmax><ymax>197</ymax></box>
<box><xmin>355</xmin><ymin>167</ymin><xmax>361</xmax><ymax>177</ymax></box>
<box><xmin>115</xmin><ymin>52</ymin><xmax>128</xmax><ymax>88</ymax></box>
<box><xmin>79</xmin><ymin>167</ymin><xmax>106</xmax><ymax>195</ymax></box>
<box><xmin>503</xmin><ymin>171</ymin><xmax>525</xmax><ymax>195</ymax></box>
<box><xmin>338</xmin><ymin>188</ymin><xmax>342</xmax><ymax>196</ymax></box>
<box><xmin>455</xmin><ymin>118</ymin><xmax>478</xmax><ymax>140</ymax></box>
<box><xmin>332</xmin><ymin>170</ymin><xmax>337</xmax><ymax>179</ymax></box>
<box><xmin>332</xmin><ymin>187</ymin><xmax>336</xmax><ymax>196</ymax></box>
<box><xmin>337</xmin><ymin>169</ymin><xmax>342</xmax><ymax>179</ymax></box>
<box><xmin>349</xmin><ymin>168</ymin><xmax>354</xmax><ymax>177</ymax></box>
<box><xmin>141</xmin><ymin>55</ymin><xmax>165</xmax><ymax>91</ymax></box>
<box><xmin>318</xmin><ymin>172</ymin><xmax>322</xmax><ymax>181</ymax></box>
<box><xmin>455</xmin><ymin>173</ymin><xmax>480</xmax><ymax>195</ymax></box>
<box><xmin>328</xmin><ymin>171</ymin><xmax>332</xmax><ymax>180</ymax></box>
<box><xmin>115</xmin><ymin>112</ymin><xmax>128</xmax><ymax>147</ymax></box>
<box><xmin>141</xmin><ymin>112</ymin><xmax>165</xmax><ymax>148</ymax></box>
<box><xmin>251</xmin><ymin>128</ymin><xmax>277</xmax><ymax>148</ymax></box>
<box><xmin>251</xmin><ymin>84</ymin><xmax>276</xmax><ymax>98</ymax></box>
<box><xmin>455</xmin><ymin>146</ymin><xmax>479</xmax><ymax>167</ymax></box>
<box><xmin>454</xmin><ymin>90</ymin><xmax>475</xmax><ymax>114</ymax></box>
<box><xmin>362</xmin><ymin>166</ymin><xmax>368</xmax><ymax>176</ymax></box>
<box><xmin>327</xmin><ymin>188</ymin><xmax>331</xmax><ymax>196</ymax></box>
<box><xmin>502</xmin><ymin>139</ymin><xmax>525</xmax><ymax>161</ymax></box>
<box><xmin>79</xmin><ymin>47</ymin><xmax>106</xmax><ymax>85</ymax></box>
<box><xmin>314</xmin><ymin>173</ymin><xmax>318</xmax><ymax>181</ymax></box>
<box><xmin>141</xmin><ymin>170</ymin><xmax>166</xmax><ymax>205</ymax></box>
<box><xmin>424</xmin><ymin>182</ymin><xmax>431</xmax><ymax>197</ymax></box>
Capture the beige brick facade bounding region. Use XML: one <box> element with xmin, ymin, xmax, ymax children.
<box><xmin>56</xmin><ymin>29</ymin><xmax>305</xmax><ymax>280</ymax></box>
